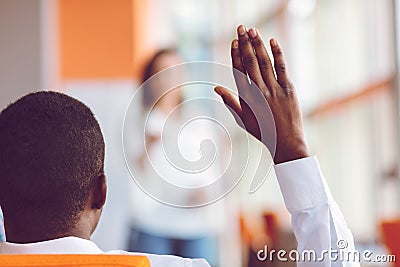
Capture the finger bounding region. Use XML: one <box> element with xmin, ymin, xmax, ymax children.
<box><xmin>248</xmin><ymin>28</ymin><xmax>277</xmax><ymax>89</ymax></box>
<box><xmin>231</xmin><ymin>39</ymin><xmax>249</xmax><ymax>96</ymax></box>
<box><xmin>214</xmin><ymin>86</ymin><xmax>244</xmax><ymax>127</ymax></box>
<box><xmin>214</xmin><ymin>86</ymin><xmax>242</xmax><ymax>115</ymax></box>
<box><xmin>270</xmin><ymin>38</ymin><xmax>291</xmax><ymax>89</ymax></box>
<box><xmin>237</xmin><ymin>25</ymin><xmax>264</xmax><ymax>87</ymax></box>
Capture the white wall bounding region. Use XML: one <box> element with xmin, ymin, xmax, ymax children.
<box><xmin>0</xmin><ymin>0</ymin><xmax>42</xmax><ymax>108</ymax></box>
<box><xmin>64</xmin><ymin>81</ymin><xmax>138</xmax><ymax>251</ymax></box>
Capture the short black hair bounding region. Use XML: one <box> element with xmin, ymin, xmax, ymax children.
<box><xmin>0</xmin><ymin>91</ymin><xmax>105</xmax><ymax>241</ymax></box>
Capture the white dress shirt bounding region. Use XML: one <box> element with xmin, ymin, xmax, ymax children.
<box><xmin>0</xmin><ymin>156</ymin><xmax>358</xmax><ymax>267</ymax></box>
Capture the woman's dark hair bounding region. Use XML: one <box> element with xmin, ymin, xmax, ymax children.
<box><xmin>141</xmin><ymin>48</ymin><xmax>178</xmax><ymax>108</ymax></box>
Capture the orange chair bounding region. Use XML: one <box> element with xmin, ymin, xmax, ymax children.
<box><xmin>0</xmin><ymin>254</ymin><xmax>150</xmax><ymax>267</ymax></box>
<box><xmin>381</xmin><ymin>219</ymin><xmax>400</xmax><ymax>267</ymax></box>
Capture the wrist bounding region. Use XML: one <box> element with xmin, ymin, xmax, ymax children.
<box><xmin>274</xmin><ymin>142</ymin><xmax>310</xmax><ymax>165</ymax></box>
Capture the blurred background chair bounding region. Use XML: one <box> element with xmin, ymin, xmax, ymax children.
<box><xmin>381</xmin><ymin>219</ymin><xmax>400</xmax><ymax>267</ymax></box>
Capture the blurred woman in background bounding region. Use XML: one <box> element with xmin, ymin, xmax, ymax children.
<box><xmin>127</xmin><ymin>48</ymin><xmax>224</xmax><ymax>266</ymax></box>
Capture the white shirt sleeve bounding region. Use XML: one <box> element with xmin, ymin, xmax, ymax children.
<box><xmin>274</xmin><ymin>156</ymin><xmax>359</xmax><ymax>267</ymax></box>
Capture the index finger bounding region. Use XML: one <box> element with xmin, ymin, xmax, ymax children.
<box><xmin>231</xmin><ymin>39</ymin><xmax>250</xmax><ymax>98</ymax></box>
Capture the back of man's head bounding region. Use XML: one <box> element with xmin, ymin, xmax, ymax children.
<box><xmin>0</xmin><ymin>91</ymin><xmax>105</xmax><ymax>243</ymax></box>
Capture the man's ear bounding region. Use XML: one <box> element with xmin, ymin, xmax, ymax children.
<box><xmin>91</xmin><ymin>174</ymin><xmax>107</xmax><ymax>210</ymax></box>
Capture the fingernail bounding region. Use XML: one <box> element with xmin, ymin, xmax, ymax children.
<box><xmin>238</xmin><ymin>25</ymin><xmax>246</xmax><ymax>35</ymax></box>
<box><xmin>214</xmin><ymin>87</ymin><xmax>222</xmax><ymax>96</ymax></box>
<box><xmin>249</xmin><ymin>28</ymin><xmax>257</xmax><ymax>38</ymax></box>
<box><xmin>232</xmin><ymin>39</ymin><xmax>239</xmax><ymax>48</ymax></box>
<box><xmin>270</xmin><ymin>38</ymin><xmax>278</xmax><ymax>46</ymax></box>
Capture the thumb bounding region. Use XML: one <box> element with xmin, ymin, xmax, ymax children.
<box><xmin>214</xmin><ymin>86</ymin><xmax>244</xmax><ymax>127</ymax></box>
<box><xmin>214</xmin><ymin>86</ymin><xmax>241</xmax><ymax>114</ymax></box>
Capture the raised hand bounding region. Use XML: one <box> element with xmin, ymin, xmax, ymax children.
<box><xmin>215</xmin><ymin>25</ymin><xmax>310</xmax><ymax>164</ymax></box>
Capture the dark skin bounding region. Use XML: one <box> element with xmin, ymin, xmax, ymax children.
<box><xmin>73</xmin><ymin>173</ymin><xmax>108</xmax><ymax>240</ymax></box>
<box><xmin>215</xmin><ymin>25</ymin><xmax>310</xmax><ymax>164</ymax></box>
<box><xmin>5</xmin><ymin>174</ymin><xmax>107</xmax><ymax>243</ymax></box>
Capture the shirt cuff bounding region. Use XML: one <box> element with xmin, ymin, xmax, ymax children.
<box><xmin>274</xmin><ymin>156</ymin><xmax>332</xmax><ymax>213</ymax></box>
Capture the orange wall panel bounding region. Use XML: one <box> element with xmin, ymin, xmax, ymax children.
<box><xmin>59</xmin><ymin>0</ymin><xmax>134</xmax><ymax>79</ymax></box>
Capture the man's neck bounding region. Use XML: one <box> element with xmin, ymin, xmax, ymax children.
<box><xmin>5</xmin><ymin>215</ymin><xmax>93</xmax><ymax>244</ymax></box>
